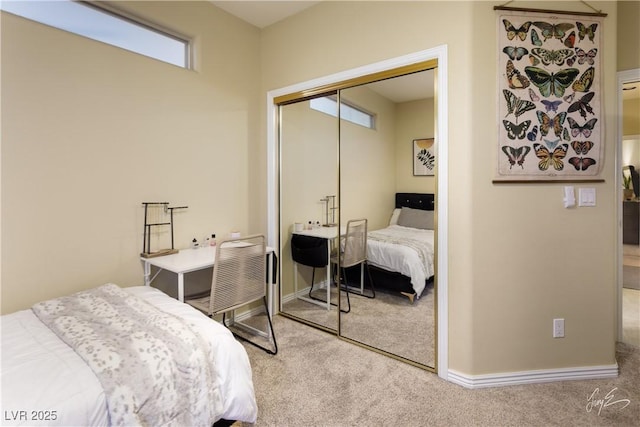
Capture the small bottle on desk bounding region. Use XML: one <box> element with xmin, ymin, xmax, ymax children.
<box><xmin>210</xmin><ymin>234</ymin><xmax>216</xmax><ymax>246</ymax></box>
<box><xmin>191</xmin><ymin>238</ymin><xmax>199</xmax><ymax>249</ymax></box>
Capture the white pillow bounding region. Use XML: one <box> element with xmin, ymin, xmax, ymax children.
<box><xmin>389</xmin><ymin>208</ymin><xmax>401</xmax><ymax>225</ymax></box>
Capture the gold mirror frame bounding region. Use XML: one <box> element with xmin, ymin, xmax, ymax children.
<box><xmin>276</xmin><ymin>59</ymin><xmax>439</xmax><ymax>372</ymax></box>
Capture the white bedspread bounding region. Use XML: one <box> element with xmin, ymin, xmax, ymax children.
<box><xmin>367</xmin><ymin>225</ymin><xmax>435</xmax><ymax>296</ymax></box>
<box><xmin>0</xmin><ymin>286</ymin><xmax>257</xmax><ymax>426</ymax></box>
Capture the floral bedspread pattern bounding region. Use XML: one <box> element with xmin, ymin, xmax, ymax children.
<box><xmin>31</xmin><ymin>283</ymin><xmax>220</xmax><ymax>426</ymax></box>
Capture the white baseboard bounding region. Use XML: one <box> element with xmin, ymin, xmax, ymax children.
<box><xmin>230</xmin><ymin>305</ymin><xmax>266</xmax><ymax>323</ymax></box>
<box><xmin>448</xmin><ymin>364</ymin><xmax>619</xmax><ymax>388</ymax></box>
<box><xmin>281</xmin><ymin>282</ymin><xmax>329</xmax><ymax>305</ymax></box>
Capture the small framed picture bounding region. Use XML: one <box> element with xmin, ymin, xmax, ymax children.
<box><xmin>413</xmin><ymin>138</ymin><xmax>435</xmax><ymax>176</ymax></box>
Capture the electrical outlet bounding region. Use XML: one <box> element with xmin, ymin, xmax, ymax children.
<box><xmin>553</xmin><ymin>318</ymin><xmax>565</xmax><ymax>338</ymax></box>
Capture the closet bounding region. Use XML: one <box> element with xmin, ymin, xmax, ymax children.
<box><xmin>270</xmin><ymin>53</ymin><xmax>443</xmax><ymax>371</ymax></box>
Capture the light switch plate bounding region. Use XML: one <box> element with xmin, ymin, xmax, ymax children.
<box><xmin>578</xmin><ymin>188</ymin><xmax>596</xmax><ymax>207</ymax></box>
<box><xmin>563</xmin><ymin>186</ymin><xmax>575</xmax><ymax>208</ymax></box>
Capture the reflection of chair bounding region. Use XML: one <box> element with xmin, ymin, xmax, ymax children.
<box><xmin>185</xmin><ymin>234</ymin><xmax>277</xmax><ymax>355</ymax></box>
<box><xmin>331</xmin><ymin>219</ymin><xmax>375</xmax><ymax>307</ymax></box>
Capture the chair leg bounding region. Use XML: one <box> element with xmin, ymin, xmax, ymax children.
<box><xmin>308</xmin><ymin>268</ymin><xmax>316</xmax><ymax>298</ymax></box>
<box><xmin>222</xmin><ymin>297</ymin><xmax>278</xmax><ymax>355</ymax></box>
<box><xmin>341</xmin><ymin>262</ymin><xmax>376</xmax><ymax>299</ymax></box>
<box><xmin>341</xmin><ymin>267</ymin><xmax>350</xmax><ymax>313</ymax></box>
<box><xmin>262</xmin><ymin>296</ymin><xmax>278</xmax><ymax>355</ymax></box>
<box><xmin>365</xmin><ymin>261</ymin><xmax>376</xmax><ymax>298</ymax></box>
<box><xmin>308</xmin><ymin>264</ymin><xmax>350</xmax><ymax>313</ymax></box>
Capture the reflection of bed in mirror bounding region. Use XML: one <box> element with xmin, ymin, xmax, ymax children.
<box><xmin>355</xmin><ymin>193</ymin><xmax>435</xmax><ymax>302</ymax></box>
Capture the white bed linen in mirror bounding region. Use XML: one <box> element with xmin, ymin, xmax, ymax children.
<box><xmin>367</xmin><ymin>225</ymin><xmax>435</xmax><ymax>296</ymax></box>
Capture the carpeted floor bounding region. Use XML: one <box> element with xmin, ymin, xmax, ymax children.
<box><xmin>623</xmin><ymin>265</ymin><xmax>640</xmax><ymax>290</ymax></box>
<box><xmin>241</xmin><ymin>315</ymin><xmax>639</xmax><ymax>427</ymax></box>
<box><xmin>281</xmin><ymin>283</ymin><xmax>435</xmax><ymax>366</ymax></box>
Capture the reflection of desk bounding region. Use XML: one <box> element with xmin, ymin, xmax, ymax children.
<box><xmin>292</xmin><ymin>226</ymin><xmax>345</xmax><ymax>310</ymax></box>
<box><xmin>141</xmin><ymin>245</ymin><xmax>275</xmax><ymax>316</ymax></box>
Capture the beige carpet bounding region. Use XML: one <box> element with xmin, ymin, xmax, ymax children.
<box><xmin>340</xmin><ymin>285</ymin><xmax>434</xmax><ymax>367</ymax></box>
<box><xmin>623</xmin><ymin>265</ymin><xmax>640</xmax><ymax>290</ymax></box>
<box><xmin>623</xmin><ymin>288</ymin><xmax>640</xmax><ymax>347</ymax></box>
<box><xmin>240</xmin><ymin>316</ymin><xmax>639</xmax><ymax>427</ymax></box>
<box><xmin>281</xmin><ymin>284</ymin><xmax>435</xmax><ymax>366</ymax></box>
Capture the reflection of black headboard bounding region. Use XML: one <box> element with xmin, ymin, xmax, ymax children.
<box><xmin>395</xmin><ymin>193</ymin><xmax>435</xmax><ymax>211</ymax></box>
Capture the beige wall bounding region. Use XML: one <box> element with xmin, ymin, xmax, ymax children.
<box><xmin>0</xmin><ymin>0</ymin><xmax>630</xmax><ymax>379</ymax></box>
<box><xmin>623</xmin><ymin>97</ymin><xmax>640</xmax><ymax>136</ymax></box>
<box><xmin>395</xmin><ymin>98</ymin><xmax>436</xmax><ymax>193</ymax></box>
<box><xmin>617</xmin><ymin>0</ymin><xmax>640</xmax><ymax>175</ymax></box>
<box><xmin>617</xmin><ymin>1</ymin><xmax>640</xmax><ymax>71</ymax></box>
<box><xmin>1</xmin><ymin>1</ymin><xmax>261</xmax><ymax>312</ymax></box>
<box><xmin>261</xmin><ymin>0</ymin><xmax>619</xmax><ymax>376</ymax></box>
<box><xmin>340</xmin><ymin>85</ymin><xmax>398</xmax><ymax>230</ymax></box>
<box><xmin>623</xmin><ymin>98</ymin><xmax>640</xmax><ymax>169</ymax></box>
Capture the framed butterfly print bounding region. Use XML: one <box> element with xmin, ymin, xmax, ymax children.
<box><xmin>413</xmin><ymin>138</ymin><xmax>435</xmax><ymax>176</ymax></box>
<box><xmin>495</xmin><ymin>8</ymin><xmax>605</xmax><ymax>182</ymax></box>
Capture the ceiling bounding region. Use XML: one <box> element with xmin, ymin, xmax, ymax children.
<box><xmin>364</xmin><ymin>70</ymin><xmax>435</xmax><ymax>103</ymax></box>
<box><xmin>209</xmin><ymin>1</ymin><xmax>434</xmax><ymax>102</ymax></box>
<box><xmin>209</xmin><ymin>1</ymin><xmax>320</xmax><ymax>28</ymax></box>
<box><xmin>208</xmin><ymin>2</ymin><xmax>633</xmax><ymax>103</ymax></box>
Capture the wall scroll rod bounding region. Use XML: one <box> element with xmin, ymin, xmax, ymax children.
<box><xmin>494</xmin><ymin>1</ymin><xmax>607</xmax><ymax>17</ymax></box>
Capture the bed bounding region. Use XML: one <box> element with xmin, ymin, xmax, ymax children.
<box><xmin>0</xmin><ymin>284</ymin><xmax>258</xmax><ymax>426</ymax></box>
<box><xmin>364</xmin><ymin>193</ymin><xmax>435</xmax><ymax>301</ymax></box>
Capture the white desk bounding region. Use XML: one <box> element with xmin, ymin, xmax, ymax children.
<box><xmin>292</xmin><ymin>226</ymin><xmax>345</xmax><ymax>310</ymax></box>
<box><xmin>141</xmin><ymin>245</ymin><xmax>276</xmax><ymax>317</ymax></box>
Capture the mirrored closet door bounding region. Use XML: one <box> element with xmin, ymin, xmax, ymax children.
<box><xmin>338</xmin><ymin>71</ymin><xmax>436</xmax><ymax>368</ymax></box>
<box><xmin>277</xmin><ymin>63</ymin><xmax>438</xmax><ymax>370</ymax></box>
<box><xmin>279</xmin><ymin>92</ymin><xmax>341</xmax><ymax>332</ymax></box>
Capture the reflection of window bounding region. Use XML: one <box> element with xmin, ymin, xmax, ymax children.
<box><xmin>310</xmin><ymin>97</ymin><xmax>375</xmax><ymax>129</ymax></box>
<box><xmin>1</xmin><ymin>0</ymin><xmax>190</xmax><ymax>68</ymax></box>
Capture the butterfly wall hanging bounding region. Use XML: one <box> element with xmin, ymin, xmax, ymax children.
<box><xmin>567</xmin><ymin>91</ymin><xmax>595</xmax><ymax>119</ymax></box>
<box><xmin>496</xmin><ymin>10</ymin><xmax>603</xmax><ymax>181</ymax></box>
<box><xmin>502</xmin><ymin>145</ymin><xmax>531</xmax><ymax>169</ymax></box>
<box><xmin>505</xmin><ymin>60</ymin><xmax>530</xmax><ymax>89</ymax></box>
<box><xmin>567</xmin><ymin>117</ymin><xmax>597</xmax><ymax>138</ymax></box>
<box><xmin>533</xmin><ymin>143</ymin><xmax>568</xmax><ymax>171</ymax></box>
<box><xmin>530</xmin><ymin>47</ymin><xmax>575</xmax><ymax>66</ymax></box>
